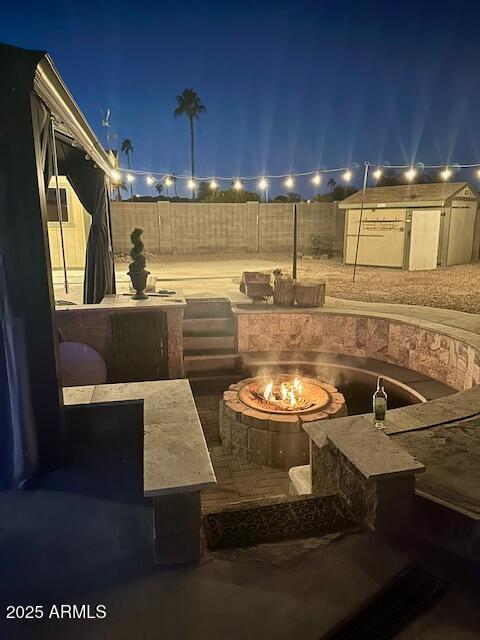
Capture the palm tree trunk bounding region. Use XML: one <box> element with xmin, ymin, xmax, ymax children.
<box><xmin>127</xmin><ymin>152</ymin><xmax>133</xmax><ymax>197</ymax></box>
<box><xmin>189</xmin><ymin>116</ymin><xmax>195</xmax><ymax>199</ymax></box>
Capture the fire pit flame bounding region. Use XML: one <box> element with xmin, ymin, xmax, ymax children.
<box><xmin>260</xmin><ymin>376</ymin><xmax>307</xmax><ymax>411</ymax></box>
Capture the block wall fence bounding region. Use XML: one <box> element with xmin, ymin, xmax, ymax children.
<box><xmin>110</xmin><ymin>201</ymin><xmax>344</xmax><ymax>255</ymax></box>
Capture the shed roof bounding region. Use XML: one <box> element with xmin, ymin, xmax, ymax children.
<box><xmin>339</xmin><ymin>182</ymin><xmax>476</xmax><ymax>208</ymax></box>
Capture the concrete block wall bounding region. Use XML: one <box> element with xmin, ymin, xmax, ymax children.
<box><xmin>111</xmin><ymin>201</ymin><xmax>343</xmax><ymax>255</ymax></box>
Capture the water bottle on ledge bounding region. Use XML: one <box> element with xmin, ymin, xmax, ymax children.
<box><xmin>373</xmin><ymin>376</ymin><xmax>387</xmax><ymax>429</ymax></box>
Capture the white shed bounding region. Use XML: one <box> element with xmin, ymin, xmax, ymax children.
<box><xmin>339</xmin><ymin>182</ymin><xmax>480</xmax><ymax>270</ymax></box>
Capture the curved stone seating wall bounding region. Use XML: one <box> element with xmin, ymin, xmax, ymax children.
<box><xmin>235</xmin><ymin>308</ymin><xmax>480</xmax><ymax>392</ymax></box>
<box><xmin>234</xmin><ymin>305</ymin><xmax>480</xmax><ymax>530</ymax></box>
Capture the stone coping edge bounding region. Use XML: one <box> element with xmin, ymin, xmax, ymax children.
<box><xmin>63</xmin><ymin>380</ymin><xmax>217</xmax><ymax>497</ymax></box>
<box><xmin>304</xmin><ymin>416</ymin><xmax>425</xmax><ymax>480</ymax></box>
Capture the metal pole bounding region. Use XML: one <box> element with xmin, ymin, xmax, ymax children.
<box><xmin>50</xmin><ymin>120</ymin><xmax>69</xmax><ymax>294</ymax></box>
<box><xmin>352</xmin><ymin>162</ymin><xmax>370</xmax><ymax>283</ymax></box>
<box><xmin>292</xmin><ymin>202</ymin><xmax>298</xmax><ymax>281</ymax></box>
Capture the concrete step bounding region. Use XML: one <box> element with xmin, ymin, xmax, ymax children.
<box><xmin>183</xmin><ymin>317</ymin><xmax>234</xmax><ymax>337</ymax></box>
<box><xmin>184</xmin><ymin>353</ymin><xmax>241</xmax><ymax>373</ymax></box>
<box><xmin>184</xmin><ymin>335</ymin><xmax>235</xmax><ymax>352</ymax></box>
<box><xmin>289</xmin><ymin>465</ymin><xmax>312</xmax><ymax>496</ymax></box>
<box><xmin>184</xmin><ymin>299</ymin><xmax>233</xmax><ymax>320</ymax></box>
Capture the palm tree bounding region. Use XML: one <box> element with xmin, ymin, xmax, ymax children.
<box><xmin>174</xmin><ymin>89</ymin><xmax>206</xmax><ymax>198</ymax></box>
<box><xmin>121</xmin><ymin>138</ymin><xmax>134</xmax><ymax>197</ymax></box>
<box><xmin>327</xmin><ymin>177</ymin><xmax>336</xmax><ymax>193</ymax></box>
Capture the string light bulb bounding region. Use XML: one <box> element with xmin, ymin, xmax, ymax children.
<box><xmin>188</xmin><ymin>178</ymin><xmax>196</xmax><ymax>190</ymax></box>
<box><xmin>258</xmin><ymin>178</ymin><xmax>268</xmax><ymax>190</ymax></box>
<box><xmin>342</xmin><ymin>170</ymin><xmax>352</xmax><ymax>182</ymax></box>
<box><xmin>146</xmin><ymin>175</ymin><xmax>154</xmax><ymax>185</ymax></box>
<box><xmin>312</xmin><ymin>173</ymin><xmax>321</xmax><ymax>186</ymax></box>
<box><xmin>209</xmin><ymin>179</ymin><xmax>218</xmax><ymax>190</ymax></box>
<box><xmin>126</xmin><ymin>173</ymin><xmax>135</xmax><ymax>183</ymax></box>
<box><xmin>233</xmin><ymin>179</ymin><xmax>243</xmax><ymax>190</ymax></box>
<box><xmin>373</xmin><ymin>168</ymin><xmax>382</xmax><ymax>180</ymax></box>
<box><xmin>405</xmin><ymin>167</ymin><xmax>416</xmax><ymax>182</ymax></box>
<box><xmin>110</xmin><ymin>169</ymin><xmax>121</xmax><ymax>182</ymax></box>
<box><xmin>284</xmin><ymin>176</ymin><xmax>294</xmax><ymax>189</ymax></box>
<box><xmin>164</xmin><ymin>176</ymin><xmax>172</xmax><ymax>186</ymax></box>
<box><xmin>440</xmin><ymin>167</ymin><xmax>452</xmax><ymax>181</ymax></box>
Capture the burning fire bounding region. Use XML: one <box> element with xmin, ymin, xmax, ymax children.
<box><xmin>262</xmin><ymin>376</ymin><xmax>304</xmax><ymax>409</ymax></box>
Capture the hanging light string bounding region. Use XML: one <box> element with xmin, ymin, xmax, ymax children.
<box><xmin>109</xmin><ymin>161</ymin><xmax>480</xmax><ymax>187</ymax></box>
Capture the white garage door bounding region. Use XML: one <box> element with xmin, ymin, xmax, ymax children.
<box><xmin>408</xmin><ymin>210</ymin><xmax>441</xmax><ymax>271</ymax></box>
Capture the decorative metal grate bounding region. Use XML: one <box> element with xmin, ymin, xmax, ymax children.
<box><xmin>322</xmin><ymin>564</ymin><xmax>448</xmax><ymax>640</ymax></box>
<box><xmin>203</xmin><ymin>495</ymin><xmax>355</xmax><ymax>549</ymax></box>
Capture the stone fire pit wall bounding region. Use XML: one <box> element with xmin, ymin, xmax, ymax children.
<box><xmin>220</xmin><ymin>379</ymin><xmax>347</xmax><ymax>470</ymax></box>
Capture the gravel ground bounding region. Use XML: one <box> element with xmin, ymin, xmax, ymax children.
<box><xmin>293</xmin><ymin>257</ymin><xmax>480</xmax><ymax>314</ymax></box>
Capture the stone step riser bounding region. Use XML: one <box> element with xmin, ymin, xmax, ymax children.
<box><xmin>184</xmin><ymin>354</ymin><xmax>240</xmax><ymax>373</ymax></box>
<box><xmin>183</xmin><ymin>318</ymin><xmax>235</xmax><ymax>337</ymax></box>
<box><xmin>184</xmin><ymin>336</ymin><xmax>235</xmax><ymax>352</ymax></box>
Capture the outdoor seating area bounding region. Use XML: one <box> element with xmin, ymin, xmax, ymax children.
<box><xmin>2</xmin><ymin>11</ymin><xmax>480</xmax><ymax>639</ymax></box>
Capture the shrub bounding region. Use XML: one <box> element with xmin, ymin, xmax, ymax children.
<box><xmin>311</xmin><ymin>233</ymin><xmax>334</xmax><ymax>256</ymax></box>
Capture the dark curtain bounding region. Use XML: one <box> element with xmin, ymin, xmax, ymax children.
<box><xmin>55</xmin><ymin>140</ymin><xmax>115</xmax><ymax>304</ymax></box>
<box><xmin>0</xmin><ymin>77</ymin><xmax>62</xmax><ymax>488</ymax></box>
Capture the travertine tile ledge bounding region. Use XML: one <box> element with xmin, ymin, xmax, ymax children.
<box><xmin>304</xmin><ymin>416</ymin><xmax>425</xmax><ymax>481</ymax></box>
<box><xmin>63</xmin><ymin>380</ymin><xmax>217</xmax><ymax>496</ymax></box>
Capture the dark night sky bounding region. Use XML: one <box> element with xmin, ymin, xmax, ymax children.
<box><xmin>2</xmin><ymin>0</ymin><xmax>480</xmax><ymax>195</ymax></box>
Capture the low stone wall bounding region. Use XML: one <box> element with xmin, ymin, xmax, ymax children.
<box><xmin>110</xmin><ymin>201</ymin><xmax>344</xmax><ymax>255</ymax></box>
<box><xmin>235</xmin><ymin>308</ymin><xmax>480</xmax><ymax>392</ymax></box>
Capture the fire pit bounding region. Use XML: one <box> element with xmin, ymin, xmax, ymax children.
<box><xmin>219</xmin><ymin>374</ymin><xmax>347</xmax><ymax>470</ymax></box>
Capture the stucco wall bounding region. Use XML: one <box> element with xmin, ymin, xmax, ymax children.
<box><xmin>47</xmin><ymin>176</ymin><xmax>90</xmax><ymax>269</ymax></box>
<box><xmin>110</xmin><ymin>201</ymin><xmax>343</xmax><ymax>255</ymax></box>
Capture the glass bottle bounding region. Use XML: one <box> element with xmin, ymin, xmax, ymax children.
<box><xmin>373</xmin><ymin>376</ymin><xmax>387</xmax><ymax>429</ymax></box>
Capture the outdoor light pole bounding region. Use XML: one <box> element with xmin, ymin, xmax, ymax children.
<box><xmin>292</xmin><ymin>202</ymin><xmax>298</xmax><ymax>281</ymax></box>
<box><xmin>352</xmin><ymin>162</ymin><xmax>370</xmax><ymax>284</ymax></box>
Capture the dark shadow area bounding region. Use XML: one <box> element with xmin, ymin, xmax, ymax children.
<box><xmin>0</xmin><ymin>403</ymin><xmax>152</xmax><ymax>610</ymax></box>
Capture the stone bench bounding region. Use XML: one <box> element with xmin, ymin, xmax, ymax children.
<box><xmin>63</xmin><ymin>380</ymin><xmax>216</xmax><ymax>564</ymax></box>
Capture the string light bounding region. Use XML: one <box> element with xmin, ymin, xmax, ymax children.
<box><xmin>113</xmin><ymin>161</ymin><xmax>480</xmax><ymax>192</ymax></box>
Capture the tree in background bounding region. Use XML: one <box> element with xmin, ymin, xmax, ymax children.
<box><xmin>155</xmin><ymin>182</ymin><xmax>164</xmax><ymax>196</ymax></box>
<box><xmin>121</xmin><ymin>138</ymin><xmax>134</xmax><ymax>197</ymax></box>
<box><xmin>273</xmin><ymin>192</ymin><xmax>302</xmax><ymax>203</ymax></box>
<box><xmin>327</xmin><ymin>177</ymin><xmax>336</xmax><ymax>192</ymax></box>
<box><xmin>202</xmin><ymin>184</ymin><xmax>260</xmax><ymax>203</ymax></box>
<box><xmin>174</xmin><ymin>89</ymin><xmax>206</xmax><ymax>198</ymax></box>
<box><xmin>313</xmin><ymin>185</ymin><xmax>356</xmax><ymax>202</ymax></box>
<box><xmin>374</xmin><ymin>168</ymin><xmax>437</xmax><ymax>187</ymax></box>
<box><xmin>196</xmin><ymin>181</ymin><xmax>211</xmax><ymax>201</ymax></box>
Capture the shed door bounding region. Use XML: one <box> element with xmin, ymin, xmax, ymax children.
<box><xmin>408</xmin><ymin>210</ymin><xmax>441</xmax><ymax>271</ymax></box>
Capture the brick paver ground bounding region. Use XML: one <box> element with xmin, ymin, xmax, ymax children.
<box><xmin>194</xmin><ymin>394</ymin><xmax>290</xmax><ymax>511</ymax></box>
